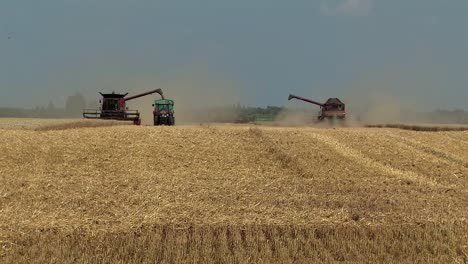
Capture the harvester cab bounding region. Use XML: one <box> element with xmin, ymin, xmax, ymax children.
<box><xmin>288</xmin><ymin>94</ymin><xmax>346</xmax><ymax>121</ymax></box>
<box><xmin>83</xmin><ymin>88</ymin><xmax>164</xmax><ymax>125</ymax></box>
<box><xmin>152</xmin><ymin>90</ymin><xmax>175</xmax><ymax>126</ymax></box>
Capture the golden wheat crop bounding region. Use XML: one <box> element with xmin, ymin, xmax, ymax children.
<box><xmin>0</xmin><ymin>119</ymin><xmax>466</xmax><ymax>263</ymax></box>
<box><xmin>0</xmin><ymin>118</ymin><xmax>130</xmax><ymax>131</ymax></box>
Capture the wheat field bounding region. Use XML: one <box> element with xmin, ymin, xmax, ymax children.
<box><xmin>0</xmin><ymin>119</ymin><xmax>466</xmax><ymax>263</ymax></box>
<box><xmin>0</xmin><ymin>118</ymin><xmax>130</xmax><ymax>131</ymax></box>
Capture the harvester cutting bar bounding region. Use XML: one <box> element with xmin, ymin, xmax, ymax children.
<box><xmin>82</xmin><ymin>109</ymin><xmax>102</xmax><ymax>119</ymax></box>
<box><xmin>83</xmin><ymin>109</ymin><xmax>140</xmax><ymax>121</ymax></box>
<box><xmin>288</xmin><ymin>94</ymin><xmax>324</xmax><ymax>107</ymax></box>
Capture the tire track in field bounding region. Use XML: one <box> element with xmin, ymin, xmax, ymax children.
<box><xmin>441</xmin><ymin>134</ymin><xmax>468</xmax><ymax>151</ymax></box>
<box><xmin>386</xmin><ymin>133</ymin><xmax>468</xmax><ymax>169</ymax></box>
<box><xmin>247</xmin><ymin>127</ymin><xmax>308</xmax><ymax>178</ymax></box>
<box><xmin>443</xmin><ymin>132</ymin><xmax>468</xmax><ymax>145</ymax></box>
<box><xmin>303</xmin><ymin>131</ymin><xmax>450</xmax><ymax>189</ymax></box>
<box><xmin>447</xmin><ymin>136</ymin><xmax>468</xmax><ymax>145</ymax></box>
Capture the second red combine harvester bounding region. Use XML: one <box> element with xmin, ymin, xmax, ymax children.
<box><xmin>288</xmin><ymin>94</ymin><xmax>346</xmax><ymax>121</ymax></box>
<box><xmin>83</xmin><ymin>88</ymin><xmax>164</xmax><ymax>125</ymax></box>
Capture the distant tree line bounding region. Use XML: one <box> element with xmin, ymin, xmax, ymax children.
<box><xmin>429</xmin><ymin>109</ymin><xmax>468</xmax><ymax>124</ymax></box>
<box><xmin>234</xmin><ymin>105</ymin><xmax>283</xmax><ymax>123</ymax></box>
<box><xmin>0</xmin><ymin>93</ymin><xmax>92</xmax><ymax>118</ymax></box>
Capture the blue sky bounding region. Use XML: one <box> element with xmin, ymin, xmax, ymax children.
<box><xmin>1</xmin><ymin>0</ymin><xmax>467</xmax><ymax>110</ymax></box>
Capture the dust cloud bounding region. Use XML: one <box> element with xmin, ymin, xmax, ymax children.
<box><xmin>344</xmin><ymin>91</ymin><xmax>405</xmax><ymax>124</ymax></box>
<box><xmin>341</xmin><ymin>63</ymin><xmax>463</xmax><ymax>125</ymax></box>
<box><xmin>274</xmin><ymin>103</ymin><xmax>315</xmax><ymax>127</ymax></box>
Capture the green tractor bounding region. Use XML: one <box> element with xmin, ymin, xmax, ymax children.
<box><xmin>153</xmin><ymin>99</ymin><xmax>175</xmax><ymax>126</ymax></box>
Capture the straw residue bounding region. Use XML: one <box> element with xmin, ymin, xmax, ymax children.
<box><xmin>0</xmin><ymin>121</ymin><xmax>466</xmax><ymax>263</ymax></box>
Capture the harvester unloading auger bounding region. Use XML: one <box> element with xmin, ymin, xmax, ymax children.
<box><xmin>288</xmin><ymin>94</ymin><xmax>346</xmax><ymax>121</ymax></box>
<box><xmin>83</xmin><ymin>88</ymin><xmax>164</xmax><ymax>125</ymax></box>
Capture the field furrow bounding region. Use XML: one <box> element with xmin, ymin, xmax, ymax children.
<box><xmin>320</xmin><ymin>129</ymin><xmax>466</xmax><ymax>188</ymax></box>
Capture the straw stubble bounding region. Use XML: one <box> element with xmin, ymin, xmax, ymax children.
<box><xmin>0</xmin><ymin>120</ymin><xmax>466</xmax><ymax>263</ymax></box>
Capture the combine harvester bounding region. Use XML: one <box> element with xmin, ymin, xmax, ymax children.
<box><xmin>288</xmin><ymin>94</ymin><xmax>346</xmax><ymax>121</ymax></box>
<box><xmin>83</xmin><ymin>89</ymin><xmax>164</xmax><ymax>125</ymax></box>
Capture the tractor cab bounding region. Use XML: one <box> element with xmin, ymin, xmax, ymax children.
<box><xmin>100</xmin><ymin>93</ymin><xmax>126</xmax><ymax>112</ymax></box>
<box><xmin>321</xmin><ymin>98</ymin><xmax>346</xmax><ymax>119</ymax></box>
<box><xmin>323</xmin><ymin>98</ymin><xmax>345</xmax><ymax>111</ymax></box>
<box><xmin>97</xmin><ymin>92</ymin><xmax>127</xmax><ymax>119</ymax></box>
<box><xmin>102</xmin><ymin>99</ymin><xmax>119</xmax><ymax>111</ymax></box>
<box><xmin>153</xmin><ymin>99</ymin><xmax>175</xmax><ymax>126</ymax></box>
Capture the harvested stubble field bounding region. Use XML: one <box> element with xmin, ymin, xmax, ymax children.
<box><xmin>0</xmin><ymin>119</ymin><xmax>467</xmax><ymax>263</ymax></box>
<box><xmin>0</xmin><ymin>118</ymin><xmax>130</xmax><ymax>131</ymax></box>
<box><xmin>366</xmin><ymin>123</ymin><xmax>468</xmax><ymax>132</ymax></box>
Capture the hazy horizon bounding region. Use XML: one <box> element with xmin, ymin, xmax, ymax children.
<box><xmin>1</xmin><ymin>0</ymin><xmax>467</xmax><ymax>111</ymax></box>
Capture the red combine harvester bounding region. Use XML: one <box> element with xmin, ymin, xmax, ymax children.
<box><xmin>83</xmin><ymin>89</ymin><xmax>163</xmax><ymax>125</ymax></box>
<box><xmin>288</xmin><ymin>94</ymin><xmax>346</xmax><ymax>121</ymax></box>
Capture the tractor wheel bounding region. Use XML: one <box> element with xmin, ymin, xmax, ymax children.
<box><xmin>153</xmin><ymin>116</ymin><xmax>158</xmax><ymax>126</ymax></box>
<box><xmin>168</xmin><ymin>116</ymin><xmax>175</xmax><ymax>126</ymax></box>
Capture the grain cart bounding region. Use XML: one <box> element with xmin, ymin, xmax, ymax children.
<box><xmin>83</xmin><ymin>89</ymin><xmax>164</xmax><ymax>125</ymax></box>
<box><xmin>288</xmin><ymin>94</ymin><xmax>346</xmax><ymax>121</ymax></box>
<box><xmin>152</xmin><ymin>89</ymin><xmax>175</xmax><ymax>126</ymax></box>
